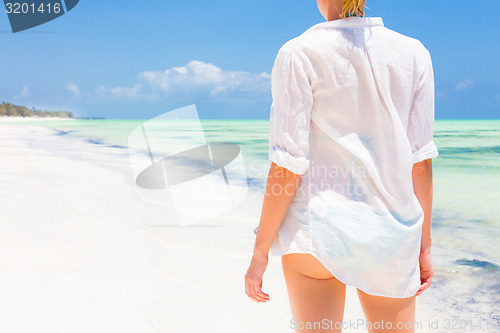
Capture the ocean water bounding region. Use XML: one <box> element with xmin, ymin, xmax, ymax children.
<box><xmin>3</xmin><ymin>118</ymin><xmax>499</xmax><ymax>330</ymax></box>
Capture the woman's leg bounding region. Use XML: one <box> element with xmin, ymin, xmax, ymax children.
<box><xmin>282</xmin><ymin>253</ymin><xmax>346</xmax><ymax>333</ymax></box>
<box><xmin>356</xmin><ymin>288</ymin><xmax>416</xmax><ymax>333</ymax></box>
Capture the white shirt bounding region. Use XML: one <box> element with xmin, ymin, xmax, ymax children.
<box><xmin>264</xmin><ymin>16</ymin><xmax>439</xmax><ymax>298</ymax></box>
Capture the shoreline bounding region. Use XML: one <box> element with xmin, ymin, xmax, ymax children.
<box><xmin>0</xmin><ymin>116</ymin><xmax>76</xmax><ymax>122</ymax></box>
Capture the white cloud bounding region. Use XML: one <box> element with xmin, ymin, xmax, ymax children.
<box><xmin>66</xmin><ymin>81</ymin><xmax>81</xmax><ymax>97</ymax></box>
<box><xmin>456</xmin><ymin>79</ymin><xmax>474</xmax><ymax>91</ymax></box>
<box><xmin>139</xmin><ymin>60</ymin><xmax>271</xmax><ymax>98</ymax></box>
<box><xmin>13</xmin><ymin>85</ymin><xmax>30</xmax><ymax>99</ymax></box>
<box><xmin>95</xmin><ymin>84</ymin><xmax>144</xmax><ymax>100</ymax></box>
<box><xmin>435</xmin><ymin>89</ymin><xmax>448</xmax><ymax>100</ymax></box>
<box><xmin>90</xmin><ymin>61</ymin><xmax>271</xmax><ymax>102</ymax></box>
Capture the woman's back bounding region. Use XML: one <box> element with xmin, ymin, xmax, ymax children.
<box><xmin>299</xmin><ymin>18</ymin><xmax>427</xmax><ymax>133</ymax></box>
<box><xmin>267</xmin><ymin>16</ymin><xmax>438</xmax><ymax>297</ymax></box>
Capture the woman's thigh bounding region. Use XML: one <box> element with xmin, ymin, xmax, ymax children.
<box><xmin>282</xmin><ymin>253</ymin><xmax>346</xmax><ymax>333</ymax></box>
<box><xmin>356</xmin><ymin>288</ymin><xmax>416</xmax><ymax>333</ymax></box>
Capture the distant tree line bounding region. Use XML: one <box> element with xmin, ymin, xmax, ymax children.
<box><xmin>0</xmin><ymin>102</ymin><xmax>73</xmax><ymax>118</ymax></box>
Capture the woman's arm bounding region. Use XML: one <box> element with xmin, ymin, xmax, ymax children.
<box><xmin>412</xmin><ymin>158</ymin><xmax>433</xmax><ymax>252</ymax></box>
<box><xmin>412</xmin><ymin>158</ymin><xmax>434</xmax><ymax>295</ymax></box>
<box><xmin>244</xmin><ymin>162</ymin><xmax>301</xmax><ymax>302</ymax></box>
<box><xmin>254</xmin><ymin>162</ymin><xmax>302</xmax><ymax>256</ymax></box>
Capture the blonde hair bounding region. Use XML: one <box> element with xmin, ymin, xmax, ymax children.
<box><xmin>341</xmin><ymin>0</ymin><xmax>367</xmax><ymax>19</ymax></box>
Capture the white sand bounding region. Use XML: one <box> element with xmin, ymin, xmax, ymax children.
<box><xmin>0</xmin><ymin>124</ymin><xmax>437</xmax><ymax>332</ymax></box>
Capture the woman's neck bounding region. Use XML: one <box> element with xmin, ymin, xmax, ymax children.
<box><xmin>323</xmin><ymin>0</ymin><xmax>343</xmax><ymax>21</ymax></box>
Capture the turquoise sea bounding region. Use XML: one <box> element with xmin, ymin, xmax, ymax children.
<box><xmin>3</xmin><ymin>118</ymin><xmax>500</xmax><ymax>329</ymax></box>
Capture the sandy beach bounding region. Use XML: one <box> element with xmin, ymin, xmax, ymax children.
<box><xmin>0</xmin><ymin>121</ymin><xmax>495</xmax><ymax>332</ymax></box>
<box><xmin>0</xmin><ymin>122</ymin><xmax>365</xmax><ymax>332</ymax></box>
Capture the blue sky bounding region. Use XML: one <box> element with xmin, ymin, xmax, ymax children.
<box><xmin>1</xmin><ymin>0</ymin><xmax>499</xmax><ymax>119</ymax></box>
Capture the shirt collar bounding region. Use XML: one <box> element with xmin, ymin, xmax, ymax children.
<box><xmin>303</xmin><ymin>16</ymin><xmax>384</xmax><ymax>35</ymax></box>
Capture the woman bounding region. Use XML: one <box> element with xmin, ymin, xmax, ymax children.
<box><xmin>245</xmin><ymin>0</ymin><xmax>437</xmax><ymax>332</ymax></box>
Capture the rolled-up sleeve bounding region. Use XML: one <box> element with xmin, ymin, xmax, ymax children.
<box><xmin>268</xmin><ymin>45</ymin><xmax>313</xmax><ymax>175</ymax></box>
<box><xmin>407</xmin><ymin>49</ymin><xmax>439</xmax><ymax>164</ymax></box>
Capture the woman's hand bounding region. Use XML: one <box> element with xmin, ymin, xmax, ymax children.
<box><xmin>244</xmin><ymin>163</ymin><xmax>301</xmax><ymax>303</ymax></box>
<box><xmin>415</xmin><ymin>249</ymin><xmax>433</xmax><ymax>296</ymax></box>
<box><xmin>244</xmin><ymin>253</ymin><xmax>270</xmax><ymax>303</ymax></box>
